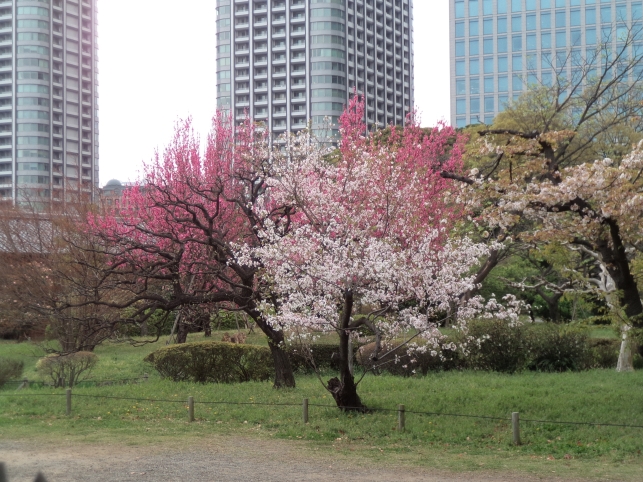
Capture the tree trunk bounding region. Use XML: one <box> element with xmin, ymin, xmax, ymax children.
<box><xmin>537</xmin><ymin>288</ymin><xmax>563</xmax><ymax>323</ymax></box>
<box><xmin>203</xmin><ymin>315</ymin><xmax>212</xmax><ymax>337</ymax></box>
<box><xmin>617</xmin><ymin>329</ymin><xmax>634</xmax><ymax>372</ymax></box>
<box><xmin>245</xmin><ymin>303</ymin><xmax>296</xmax><ymax>388</ymax></box>
<box><xmin>326</xmin><ymin>291</ymin><xmax>366</xmax><ymax>412</ymax></box>
<box><xmin>176</xmin><ymin>320</ymin><xmax>189</xmax><ymax>344</ymax></box>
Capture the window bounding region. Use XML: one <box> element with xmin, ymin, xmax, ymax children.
<box><xmin>470</xmin><ymin>20</ymin><xmax>479</xmax><ymax>35</ymax></box>
<box><xmin>512</xmin><ymin>35</ymin><xmax>522</xmax><ymax>50</ymax></box>
<box><xmin>469</xmin><ymin>0</ymin><xmax>479</xmax><ymax>17</ymax></box>
<box><xmin>498</xmin><ymin>0</ymin><xmax>507</xmax><ymax>14</ymax></box>
<box><xmin>483</xmin><ymin>18</ymin><xmax>493</xmax><ymax>34</ymax></box>
<box><xmin>455</xmin><ymin>41</ymin><xmax>465</xmax><ymax>57</ymax></box>
<box><xmin>511</xmin><ymin>0</ymin><xmax>521</xmax><ymax>12</ymax></box>
<box><xmin>17</xmin><ymin>6</ymin><xmax>49</xmax><ymax>16</ymax></box>
<box><xmin>455</xmin><ymin>21</ymin><xmax>465</xmax><ymax>37</ymax></box>
<box><xmin>498</xmin><ymin>36</ymin><xmax>508</xmax><ymax>52</ymax></box>
<box><xmin>570</xmin><ymin>9</ymin><xmax>581</xmax><ymax>26</ymax></box>
<box><xmin>541</xmin><ymin>32</ymin><xmax>551</xmax><ymax>49</ymax></box>
<box><xmin>633</xmin><ymin>3</ymin><xmax>643</xmax><ymax>20</ymax></box>
<box><xmin>17</xmin><ymin>85</ymin><xmax>49</xmax><ymax>94</ymax></box>
<box><xmin>470</xmin><ymin>58</ymin><xmax>480</xmax><ymax>74</ymax></box>
<box><xmin>483</xmin><ymin>38</ymin><xmax>494</xmax><ymax>54</ymax></box>
<box><xmin>484</xmin><ymin>77</ymin><xmax>495</xmax><ymax>93</ymax></box>
<box><xmin>571</xmin><ymin>29</ymin><xmax>581</xmax><ymax>46</ymax></box>
<box><xmin>456</xmin><ymin>79</ymin><xmax>466</xmax><ymax>95</ymax></box>
<box><xmin>498</xmin><ymin>17</ymin><xmax>507</xmax><ymax>33</ymax></box>
<box><xmin>512</xmin><ymin>74</ymin><xmax>523</xmax><ymax>91</ymax></box>
<box><xmin>586</xmin><ymin>29</ymin><xmax>597</xmax><ymax>44</ymax></box>
<box><xmin>601</xmin><ymin>6</ymin><xmax>611</xmax><ymax>23</ymax></box>
<box><xmin>526</xmin><ymin>0</ymin><xmax>537</xmax><ymax>11</ymax></box>
<box><xmin>556</xmin><ymin>30</ymin><xmax>566</xmax><ymax>48</ymax></box>
<box><xmin>540</xmin><ymin>0</ymin><xmax>551</xmax><ymax>7</ymax></box>
<box><xmin>456</xmin><ymin>60</ymin><xmax>465</xmax><ymax>76</ymax></box>
<box><xmin>470</xmin><ymin>78</ymin><xmax>480</xmax><ymax>94</ymax></box>
<box><xmin>456</xmin><ymin>98</ymin><xmax>466</xmax><ymax>115</ymax></box>
<box><xmin>485</xmin><ymin>96</ymin><xmax>495</xmax><ymax>112</ymax></box>
<box><xmin>542</xmin><ymin>71</ymin><xmax>552</xmax><ymax>86</ymax></box>
<box><xmin>498</xmin><ymin>56</ymin><xmax>508</xmax><ymax>72</ymax></box>
<box><xmin>310</xmin><ymin>8</ymin><xmax>344</xmax><ymax>18</ymax></box>
<box><xmin>470</xmin><ymin>39</ymin><xmax>479</xmax><ymax>55</ymax></box>
<box><xmin>555</xmin><ymin>11</ymin><xmax>566</xmax><ymax>28</ymax></box>
<box><xmin>526</xmin><ymin>33</ymin><xmax>537</xmax><ymax>50</ymax></box>
<box><xmin>541</xmin><ymin>12</ymin><xmax>551</xmax><ymax>29</ymax></box>
<box><xmin>586</xmin><ymin>8</ymin><xmax>596</xmax><ymax>25</ymax></box>
<box><xmin>513</xmin><ymin>54</ymin><xmax>523</xmax><ymax>71</ymax></box>
<box><xmin>526</xmin><ymin>14</ymin><xmax>536</xmax><ymax>30</ymax></box>
<box><xmin>498</xmin><ymin>75</ymin><xmax>508</xmax><ymax>91</ymax></box>
<box><xmin>470</xmin><ymin>97</ymin><xmax>480</xmax><ymax>114</ymax></box>
<box><xmin>455</xmin><ymin>1</ymin><xmax>465</xmax><ymax>18</ymax></box>
<box><xmin>484</xmin><ymin>57</ymin><xmax>494</xmax><ymax>73</ymax></box>
<box><xmin>512</xmin><ymin>15</ymin><xmax>522</xmax><ymax>32</ymax></box>
<box><xmin>483</xmin><ymin>0</ymin><xmax>493</xmax><ymax>15</ymax></box>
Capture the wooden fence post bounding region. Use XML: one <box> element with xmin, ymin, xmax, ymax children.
<box><xmin>188</xmin><ymin>396</ymin><xmax>194</xmax><ymax>422</ymax></box>
<box><xmin>0</xmin><ymin>462</ymin><xmax>7</xmax><ymax>482</ymax></box>
<box><xmin>143</xmin><ymin>373</ymin><xmax>149</xmax><ymax>383</ymax></box>
<box><xmin>302</xmin><ymin>398</ymin><xmax>309</xmax><ymax>424</ymax></box>
<box><xmin>66</xmin><ymin>389</ymin><xmax>72</xmax><ymax>416</ymax></box>
<box><xmin>512</xmin><ymin>412</ymin><xmax>521</xmax><ymax>445</ymax></box>
<box><xmin>398</xmin><ymin>404</ymin><xmax>405</xmax><ymax>432</ymax></box>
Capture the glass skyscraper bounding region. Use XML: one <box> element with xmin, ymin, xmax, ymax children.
<box><xmin>0</xmin><ymin>0</ymin><xmax>99</xmax><ymax>205</ymax></box>
<box><xmin>215</xmin><ymin>0</ymin><xmax>415</xmax><ymax>139</ymax></box>
<box><xmin>450</xmin><ymin>0</ymin><xmax>643</xmax><ymax>127</ymax></box>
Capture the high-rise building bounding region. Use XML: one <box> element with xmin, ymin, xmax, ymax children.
<box><xmin>0</xmin><ymin>0</ymin><xmax>99</xmax><ymax>205</ymax></box>
<box><xmin>215</xmin><ymin>0</ymin><xmax>414</xmax><ymax>138</ymax></box>
<box><xmin>450</xmin><ymin>0</ymin><xmax>643</xmax><ymax>127</ymax></box>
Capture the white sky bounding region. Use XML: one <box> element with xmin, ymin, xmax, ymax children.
<box><xmin>98</xmin><ymin>1</ymin><xmax>450</xmax><ymax>185</ymax></box>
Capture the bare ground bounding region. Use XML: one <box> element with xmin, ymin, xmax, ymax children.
<box><xmin>0</xmin><ymin>436</ymin><xmax>601</xmax><ymax>482</ymax></box>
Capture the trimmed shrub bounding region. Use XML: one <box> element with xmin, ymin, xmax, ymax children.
<box><xmin>464</xmin><ymin>319</ymin><xmax>527</xmax><ymax>373</ymax></box>
<box><xmin>525</xmin><ymin>325</ymin><xmax>591</xmax><ymax>372</ymax></box>
<box><xmin>0</xmin><ymin>358</ymin><xmax>24</xmax><ymax>387</ymax></box>
<box><xmin>36</xmin><ymin>352</ymin><xmax>98</xmax><ymax>388</ymax></box>
<box><xmin>145</xmin><ymin>341</ymin><xmax>273</xmax><ymax>383</ymax></box>
<box><xmin>356</xmin><ymin>342</ymin><xmax>463</xmax><ymax>376</ymax></box>
<box><xmin>588</xmin><ymin>338</ymin><xmax>620</xmax><ymax>369</ymax></box>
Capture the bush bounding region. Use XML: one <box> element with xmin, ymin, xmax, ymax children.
<box><xmin>286</xmin><ymin>343</ymin><xmax>352</xmax><ymax>373</ymax></box>
<box><xmin>525</xmin><ymin>325</ymin><xmax>591</xmax><ymax>372</ymax></box>
<box><xmin>0</xmin><ymin>357</ymin><xmax>24</xmax><ymax>388</ymax></box>
<box><xmin>588</xmin><ymin>338</ymin><xmax>620</xmax><ymax>369</ymax></box>
<box><xmin>464</xmin><ymin>319</ymin><xmax>527</xmax><ymax>373</ymax></box>
<box><xmin>36</xmin><ymin>352</ymin><xmax>98</xmax><ymax>388</ymax></box>
<box><xmin>355</xmin><ymin>342</ymin><xmax>463</xmax><ymax>376</ymax></box>
<box><xmin>145</xmin><ymin>341</ymin><xmax>273</xmax><ymax>383</ymax></box>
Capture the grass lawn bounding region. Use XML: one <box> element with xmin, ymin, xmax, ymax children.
<box><xmin>1</xmin><ymin>333</ymin><xmax>642</xmax><ymax>480</ymax></box>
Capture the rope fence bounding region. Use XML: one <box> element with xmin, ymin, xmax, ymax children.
<box><xmin>1</xmin><ymin>374</ymin><xmax>150</xmax><ymax>390</ymax></box>
<box><xmin>1</xmin><ymin>390</ymin><xmax>643</xmax><ymax>444</ymax></box>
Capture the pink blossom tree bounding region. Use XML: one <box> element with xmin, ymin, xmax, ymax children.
<box><xmin>241</xmin><ymin>98</ymin><xmax>520</xmax><ymax>409</ymax></box>
<box><xmin>90</xmin><ymin>114</ymin><xmax>298</xmax><ymax>388</ymax></box>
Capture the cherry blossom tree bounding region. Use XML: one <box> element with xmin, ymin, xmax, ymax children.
<box><xmin>241</xmin><ymin>98</ymin><xmax>521</xmax><ymax>410</ymax></box>
<box><xmin>455</xmin><ymin>132</ymin><xmax>643</xmax><ymax>364</ymax></box>
<box><xmin>90</xmin><ymin>114</ymin><xmax>298</xmax><ymax>387</ymax></box>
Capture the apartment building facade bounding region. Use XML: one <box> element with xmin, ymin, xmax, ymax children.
<box><xmin>215</xmin><ymin>0</ymin><xmax>414</xmax><ymax>138</ymax></box>
<box><xmin>450</xmin><ymin>0</ymin><xmax>643</xmax><ymax>127</ymax></box>
<box><xmin>0</xmin><ymin>0</ymin><xmax>99</xmax><ymax>205</ymax></box>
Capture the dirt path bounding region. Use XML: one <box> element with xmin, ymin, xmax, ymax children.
<box><xmin>0</xmin><ymin>436</ymin><xmax>592</xmax><ymax>482</ymax></box>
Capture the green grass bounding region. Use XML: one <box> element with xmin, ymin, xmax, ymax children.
<box><xmin>1</xmin><ymin>334</ymin><xmax>643</xmax><ymax>480</ymax></box>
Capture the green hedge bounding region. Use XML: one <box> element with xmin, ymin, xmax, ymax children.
<box><xmin>145</xmin><ymin>341</ymin><xmax>273</xmax><ymax>383</ymax></box>
<box><xmin>0</xmin><ymin>357</ymin><xmax>24</xmax><ymax>388</ymax></box>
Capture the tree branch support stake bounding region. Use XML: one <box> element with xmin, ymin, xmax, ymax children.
<box><xmin>512</xmin><ymin>412</ymin><xmax>521</xmax><ymax>445</ymax></box>
<box><xmin>398</xmin><ymin>404</ymin><xmax>405</xmax><ymax>432</ymax></box>
<box><xmin>188</xmin><ymin>396</ymin><xmax>195</xmax><ymax>422</ymax></box>
<box><xmin>303</xmin><ymin>398</ymin><xmax>309</xmax><ymax>424</ymax></box>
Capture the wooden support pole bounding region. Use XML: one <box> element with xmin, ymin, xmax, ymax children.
<box><xmin>0</xmin><ymin>462</ymin><xmax>7</xmax><ymax>482</ymax></box>
<box><xmin>143</xmin><ymin>373</ymin><xmax>149</xmax><ymax>383</ymax></box>
<box><xmin>512</xmin><ymin>412</ymin><xmax>521</xmax><ymax>445</ymax></box>
<box><xmin>302</xmin><ymin>398</ymin><xmax>309</xmax><ymax>424</ymax></box>
<box><xmin>66</xmin><ymin>389</ymin><xmax>72</xmax><ymax>416</ymax></box>
<box><xmin>188</xmin><ymin>396</ymin><xmax>195</xmax><ymax>422</ymax></box>
<box><xmin>398</xmin><ymin>404</ymin><xmax>405</xmax><ymax>432</ymax></box>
